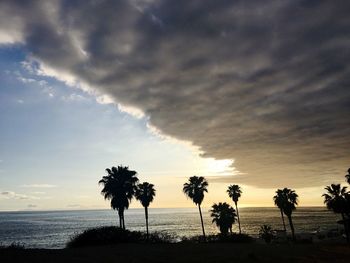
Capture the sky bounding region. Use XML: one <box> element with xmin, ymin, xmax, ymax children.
<box><xmin>0</xmin><ymin>0</ymin><xmax>349</xmax><ymax>211</ymax></box>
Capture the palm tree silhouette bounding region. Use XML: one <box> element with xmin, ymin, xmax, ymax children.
<box><xmin>323</xmin><ymin>184</ymin><xmax>349</xmax><ymax>242</ymax></box>
<box><xmin>99</xmin><ymin>166</ymin><xmax>139</xmax><ymax>229</ymax></box>
<box><xmin>210</xmin><ymin>202</ymin><xmax>237</xmax><ymax>235</ymax></box>
<box><xmin>259</xmin><ymin>224</ymin><xmax>274</xmax><ymax>243</ymax></box>
<box><xmin>273</xmin><ymin>189</ymin><xmax>287</xmax><ymax>232</ymax></box>
<box><xmin>346</xmin><ymin>168</ymin><xmax>350</xmax><ymax>185</ymax></box>
<box><xmin>183</xmin><ymin>176</ymin><xmax>208</xmax><ymax>240</ymax></box>
<box><xmin>280</xmin><ymin>188</ymin><xmax>298</xmax><ymax>241</ymax></box>
<box><xmin>135</xmin><ymin>182</ymin><xmax>156</xmax><ymax>240</ymax></box>
<box><xmin>227</xmin><ymin>184</ymin><xmax>242</xmax><ymax>234</ymax></box>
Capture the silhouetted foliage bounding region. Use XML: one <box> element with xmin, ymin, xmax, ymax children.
<box><xmin>259</xmin><ymin>225</ymin><xmax>274</xmax><ymax>243</ymax></box>
<box><xmin>210</xmin><ymin>202</ymin><xmax>237</xmax><ymax>235</ymax></box>
<box><xmin>181</xmin><ymin>233</ymin><xmax>253</xmax><ymax>243</ymax></box>
<box><xmin>135</xmin><ymin>182</ymin><xmax>156</xmax><ymax>239</ymax></box>
<box><xmin>323</xmin><ymin>183</ymin><xmax>350</xmax><ymax>242</ymax></box>
<box><xmin>273</xmin><ymin>189</ymin><xmax>287</xmax><ymax>232</ymax></box>
<box><xmin>99</xmin><ymin>166</ymin><xmax>139</xmax><ymax>229</ymax></box>
<box><xmin>183</xmin><ymin>176</ymin><xmax>208</xmax><ymax>239</ymax></box>
<box><xmin>274</xmin><ymin>188</ymin><xmax>298</xmax><ymax>241</ymax></box>
<box><xmin>227</xmin><ymin>184</ymin><xmax>242</xmax><ymax>234</ymax></box>
<box><xmin>346</xmin><ymin>168</ymin><xmax>350</xmax><ymax>185</ymax></box>
<box><xmin>66</xmin><ymin>226</ymin><xmax>174</xmax><ymax>248</ymax></box>
<box><xmin>0</xmin><ymin>242</ymin><xmax>25</xmax><ymax>250</ymax></box>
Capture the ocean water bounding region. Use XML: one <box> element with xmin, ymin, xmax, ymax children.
<box><xmin>0</xmin><ymin>207</ymin><xmax>341</xmax><ymax>248</ymax></box>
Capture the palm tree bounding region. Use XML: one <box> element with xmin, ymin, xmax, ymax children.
<box><xmin>135</xmin><ymin>182</ymin><xmax>156</xmax><ymax>239</ymax></box>
<box><xmin>280</xmin><ymin>188</ymin><xmax>298</xmax><ymax>241</ymax></box>
<box><xmin>183</xmin><ymin>176</ymin><xmax>208</xmax><ymax>240</ymax></box>
<box><xmin>273</xmin><ymin>189</ymin><xmax>287</xmax><ymax>232</ymax></box>
<box><xmin>323</xmin><ymin>184</ymin><xmax>349</xmax><ymax>242</ymax></box>
<box><xmin>99</xmin><ymin>166</ymin><xmax>139</xmax><ymax>229</ymax></box>
<box><xmin>259</xmin><ymin>224</ymin><xmax>274</xmax><ymax>243</ymax></box>
<box><xmin>227</xmin><ymin>184</ymin><xmax>242</xmax><ymax>234</ymax></box>
<box><xmin>346</xmin><ymin>168</ymin><xmax>350</xmax><ymax>185</ymax></box>
<box><xmin>210</xmin><ymin>202</ymin><xmax>237</xmax><ymax>235</ymax></box>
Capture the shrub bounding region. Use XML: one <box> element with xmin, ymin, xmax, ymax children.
<box><xmin>0</xmin><ymin>242</ymin><xmax>25</xmax><ymax>250</ymax></box>
<box><xmin>181</xmin><ymin>233</ymin><xmax>254</xmax><ymax>243</ymax></box>
<box><xmin>259</xmin><ymin>225</ymin><xmax>274</xmax><ymax>243</ymax></box>
<box><xmin>67</xmin><ymin>226</ymin><xmax>175</xmax><ymax>248</ymax></box>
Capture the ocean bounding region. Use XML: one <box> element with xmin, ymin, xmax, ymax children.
<box><xmin>0</xmin><ymin>207</ymin><xmax>341</xmax><ymax>248</ymax></box>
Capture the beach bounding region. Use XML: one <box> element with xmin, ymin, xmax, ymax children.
<box><xmin>1</xmin><ymin>243</ymin><xmax>349</xmax><ymax>263</ymax></box>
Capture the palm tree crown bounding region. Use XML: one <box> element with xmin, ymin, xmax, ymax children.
<box><xmin>183</xmin><ymin>176</ymin><xmax>208</xmax><ymax>205</ymax></box>
<box><xmin>346</xmin><ymin>168</ymin><xmax>350</xmax><ymax>185</ymax></box>
<box><xmin>280</xmin><ymin>188</ymin><xmax>298</xmax><ymax>216</ymax></box>
<box><xmin>210</xmin><ymin>202</ymin><xmax>237</xmax><ymax>235</ymax></box>
<box><xmin>135</xmin><ymin>182</ymin><xmax>156</xmax><ymax>208</ymax></box>
<box><xmin>99</xmin><ymin>165</ymin><xmax>139</xmax><ymax>229</ymax></box>
<box><xmin>273</xmin><ymin>189</ymin><xmax>285</xmax><ymax>209</ymax></box>
<box><xmin>323</xmin><ymin>184</ymin><xmax>348</xmax><ymax>214</ymax></box>
<box><xmin>227</xmin><ymin>185</ymin><xmax>241</xmax><ymax>203</ymax></box>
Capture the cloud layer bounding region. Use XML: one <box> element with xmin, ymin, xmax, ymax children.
<box><xmin>1</xmin><ymin>0</ymin><xmax>349</xmax><ymax>188</ymax></box>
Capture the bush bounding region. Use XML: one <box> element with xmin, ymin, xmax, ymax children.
<box><xmin>181</xmin><ymin>233</ymin><xmax>254</xmax><ymax>243</ymax></box>
<box><xmin>259</xmin><ymin>225</ymin><xmax>274</xmax><ymax>243</ymax></box>
<box><xmin>147</xmin><ymin>231</ymin><xmax>177</xmax><ymax>243</ymax></box>
<box><xmin>0</xmin><ymin>242</ymin><xmax>25</xmax><ymax>250</ymax></box>
<box><xmin>66</xmin><ymin>226</ymin><xmax>175</xmax><ymax>248</ymax></box>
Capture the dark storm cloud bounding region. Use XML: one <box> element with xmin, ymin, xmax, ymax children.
<box><xmin>1</xmin><ymin>0</ymin><xmax>349</xmax><ymax>187</ymax></box>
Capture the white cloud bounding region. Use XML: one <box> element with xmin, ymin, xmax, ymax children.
<box><xmin>31</xmin><ymin>191</ymin><xmax>46</xmax><ymax>195</ymax></box>
<box><xmin>61</xmin><ymin>93</ymin><xmax>89</xmax><ymax>102</ymax></box>
<box><xmin>0</xmin><ymin>191</ymin><xmax>38</xmax><ymax>200</ymax></box>
<box><xmin>20</xmin><ymin>184</ymin><xmax>57</xmax><ymax>188</ymax></box>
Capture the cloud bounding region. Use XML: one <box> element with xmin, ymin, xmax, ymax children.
<box><xmin>27</xmin><ymin>204</ymin><xmax>37</xmax><ymax>208</ymax></box>
<box><xmin>0</xmin><ymin>0</ymin><xmax>349</xmax><ymax>188</ymax></box>
<box><xmin>12</xmin><ymin>69</ymin><xmax>55</xmax><ymax>97</ymax></box>
<box><xmin>61</xmin><ymin>93</ymin><xmax>89</xmax><ymax>102</ymax></box>
<box><xmin>31</xmin><ymin>191</ymin><xmax>46</xmax><ymax>195</ymax></box>
<box><xmin>20</xmin><ymin>184</ymin><xmax>57</xmax><ymax>188</ymax></box>
<box><xmin>0</xmin><ymin>191</ymin><xmax>38</xmax><ymax>200</ymax></box>
<box><xmin>67</xmin><ymin>204</ymin><xmax>81</xmax><ymax>208</ymax></box>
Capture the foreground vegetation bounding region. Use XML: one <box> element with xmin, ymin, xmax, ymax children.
<box><xmin>66</xmin><ymin>227</ymin><xmax>174</xmax><ymax>248</ymax></box>
<box><xmin>67</xmin><ymin>227</ymin><xmax>255</xmax><ymax>248</ymax></box>
<box><xmin>1</xmin><ymin>243</ymin><xmax>349</xmax><ymax>263</ymax></box>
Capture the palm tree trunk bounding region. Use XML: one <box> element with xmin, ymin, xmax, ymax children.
<box><xmin>341</xmin><ymin>213</ymin><xmax>349</xmax><ymax>243</ymax></box>
<box><xmin>235</xmin><ymin>201</ymin><xmax>241</xmax><ymax>234</ymax></box>
<box><xmin>280</xmin><ymin>209</ymin><xmax>286</xmax><ymax>232</ymax></box>
<box><xmin>198</xmin><ymin>204</ymin><xmax>206</xmax><ymax>241</ymax></box>
<box><xmin>119</xmin><ymin>214</ymin><xmax>122</xmax><ymax>228</ymax></box>
<box><xmin>287</xmin><ymin>215</ymin><xmax>296</xmax><ymax>242</ymax></box>
<box><xmin>145</xmin><ymin>206</ymin><xmax>149</xmax><ymax>240</ymax></box>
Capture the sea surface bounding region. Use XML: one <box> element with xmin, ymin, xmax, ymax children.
<box><xmin>0</xmin><ymin>207</ymin><xmax>341</xmax><ymax>248</ymax></box>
